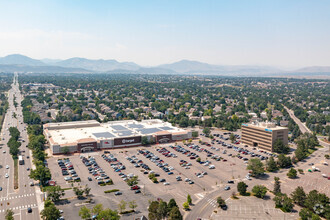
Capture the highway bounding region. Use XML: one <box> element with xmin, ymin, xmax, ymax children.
<box><xmin>0</xmin><ymin>74</ymin><xmax>41</xmax><ymax>220</ymax></box>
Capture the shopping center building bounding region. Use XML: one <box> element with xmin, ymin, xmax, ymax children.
<box><xmin>44</xmin><ymin>119</ymin><xmax>192</xmax><ymax>154</ymax></box>
<box><xmin>241</xmin><ymin>122</ymin><xmax>288</xmax><ymax>152</ymax></box>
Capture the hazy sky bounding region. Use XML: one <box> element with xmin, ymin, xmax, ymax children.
<box><xmin>0</xmin><ymin>0</ymin><xmax>329</xmax><ymax>67</ymax></box>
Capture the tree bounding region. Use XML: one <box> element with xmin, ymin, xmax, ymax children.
<box><xmin>247</xmin><ymin>158</ymin><xmax>264</xmax><ymax>177</ymax></box>
<box><xmin>40</xmin><ymin>199</ymin><xmax>61</xmax><ymax>220</ymax></box>
<box><xmin>187</xmin><ymin>194</ymin><xmax>192</xmax><ymax>204</ymax></box>
<box><xmin>295</xmin><ymin>145</ymin><xmax>306</xmax><ymax>161</ymax></box>
<box><xmin>46</xmin><ymin>186</ymin><xmax>65</xmax><ymax>203</ymax></box>
<box><xmin>29</xmin><ymin>165</ymin><xmax>51</xmax><ymax>186</ymax></box>
<box><xmin>202</xmin><ymin>127</ymin><xmax>211</xmax><ymax>137</ymax></box>
<box><xmin>291</xmin><ymin>186</ymin><xmax>306</xmax><ymax>206</ymax></box>
<box><xmin>157</xmin><ymin>200</ymin><xmax>168</xmax><ymax>219</ymax></box>
<box><xmin>97</xmin><ymin>209</ymin><xmax>120</xmax><ymax>220</ymax></box>
<box><xmin>277</xmin><ymin>154</ymin><xmax>292</xmax><ymax>168</ymax></box>
<box><xmin>299</xmin><ymin>208</ymin><xmax>313</xmax><ymax>220</ymax></box>
<box><xmin>273</xmin><ymin>177</ymin><xmax>281</xmax><ymax>195</ymax></box>
<box><xmin>148</xmin><ymin>201</ymin><xmax>159</xmax><ymax>220</ymax></box>
<box><xmin>167</xmin><ymin>198</ymin><xmax>178</xmax><ymax>213</ymax></box>
<box><xmin>182</xmin><ymin>202</ymin><xmax>190</xmax><ymax>210</ymax></box>
<box><xmin>141</xmin><ymin>136</ymin><xmax>149</xmax><ymax>145</ymax></box>
<box><xmin>266</xmin><ymin>156</ymin><xmax>278</xmax><ymax>172</ymax></box>
<box><xmin>252</xmin><ymin>185</ymin><xmax>267</xmax><ymax>199</ymax></box>
<box><xmin>92</xmin><ymin>204</ymin><xmax>104</xmax><ymax>216</ymax></box>
<box><xmin>311</xmin><ymin>214</ymin><xmax>321</xmax><ymax>220</ymax></box>
<box><xmin>79</xmin><ymin>206</ymin><xmax>91</xmax><ymax>220</ymax></box>
<box><xmin>217</xmin><ymin>196</ymin><xmax>226</xmax><ymax>207</ymax></box>
<box><xmin>168</xmin><ymin>206</ymin><xmax>183</xmax><ymax>220</ymax></box>
<box><xmin>84</xmin><ymin>185</ymin><xmax>91</xmax><ymax>196</ymax></box>
<box><xmin>128</xmin><ymin>200</ymin><xmax>137</xmax><ymax>211</ymax></box>
<box><xmin>237</xmin><ymin>181</ymin><xmax>248</xmax><ymax>195</ymax></box>
<box><xmin>73</xmin><ymin>186</ymin><xmax>85</xmax><ymax>199</ymax></box>
<box><xmin>62</xmin><ymin>146</ymin><xmax>70</xmax><ymax>155</ymax></box>
<box><xmin>273</xmin><ymin>139</ymin><xmax>290</xmax><ymax>154</ymax></box>
<box><xmin>229</xmin><ymin>133</ymin><xmax>236</xmax><ymax>143</ymax></box>
<box><xmin>118</xmin><ymin>200</ymin><xmax>127</xmax><ymax>213</ymax></box>
<box><xmin>5</xmin><ymin>209</ymin><xmax>14</xmax><ymax>220</ymax></box>
<box><xmin>273</xmin><ymin>193</ymin><xmax>294</xmax><ymax>212</ymax></box>
<box><xmin>287</xmin><ymin>168</ymin><xmax>297</xmax><ymax>179</ymax></box>
<box><xmin>126</xmin><ymin>175</ymin><xmax>138</xmax><ymax>186</ymax></box>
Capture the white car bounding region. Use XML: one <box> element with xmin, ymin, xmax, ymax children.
<box><xmin>5</xmin><ymin>173</ymin><xmax>9</xmax><ymax>178</ymax></box>
<box><xmin>3</xmin><ymin>150</ymin><xmax>6</xmax><ymax>154</ymax></box>
<box><xmin>6</xmin><ymin>165</ymin><xmax>9</xmax><ymax>169</ymax></box>
<box><xmin>163</xmin><ymin>182</ymin><xmax>170</xmax><ymax>185</ymax></box>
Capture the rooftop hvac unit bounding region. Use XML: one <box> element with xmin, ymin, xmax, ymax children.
<box><xmin>62</xmin><ymin>137</ymin><xmax>65</xmax><ymax>140</ymax></box>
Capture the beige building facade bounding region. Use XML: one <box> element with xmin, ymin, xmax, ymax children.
<box><xmin>241</xmin><ymin>122</ymin><xmax>288</xmax><ymax>152</ymax></box>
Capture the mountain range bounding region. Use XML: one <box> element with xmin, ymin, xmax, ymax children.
<box><xmin>0</xmin><ymin>54</ymin><xmax>329</xmax><ymax>76</ymax></box>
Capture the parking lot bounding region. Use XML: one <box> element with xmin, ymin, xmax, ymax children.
<box><xmin>210</xmin><ymin>196</ymin><xmax>298</xmax><ymax>220</ymax></box>
<box><xmin>47</xmin><ymin>127</ymin><xmax>318</xmax><ymax>219</ymax></box>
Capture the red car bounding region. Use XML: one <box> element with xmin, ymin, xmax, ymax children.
<box><xmin>131</xmin><ymin>185</ymin><xmax>140</xmax><ymax>190</ymax></box>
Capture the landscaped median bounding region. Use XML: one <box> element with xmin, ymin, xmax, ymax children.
<box><xmin>104</xmin><ymin>189</ymin><xmax>119</xmax><ymax>193</ymax></box>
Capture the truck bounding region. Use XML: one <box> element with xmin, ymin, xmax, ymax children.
<box><xmin>19</xmin><ymin>155</ymin><xmax>24</xmax><ymax>165</ymax></box>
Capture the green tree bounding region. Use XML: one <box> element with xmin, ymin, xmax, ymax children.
<box><xmin>46</xmin><ymin>186</ymin><xmax>65</xmax><ymax>203</ymax></box>
<box><xmin>73</xmin><ymin>186</ymin><xmax>85</xmax><ymax>199</ymax></box>
<box><xmin>266</xmin><ymin>156</ymin><xmax>278</xmax><ymax>172</ymax></box>
<box><xmin>97</xmin><ymin>209</ymin><xmax>120</xmax><ymax>220</ymax></box>
<box><xmin>84</xmin><ymin>185</ymin><xmax>91</xmax><ymax>197</ymax></box>
<box><xmin>273</xmin><ymin>177</ymin><xmax>281</xmax><ymax>195</ymax></box>
<box><xmin>237</xmin><ymin>181</ymin><xmax>248</xmax><ymax>195</ymax></box>
<box><xmin>5</xmin><ymin>209</ymin><xmax>14</xmax><ymax>220</ymax></box>
<box><xmin>168</xmin><ymin>206</ymin><xmax>182</xmax><ymax>220</ymax></box>
<box><xmin>229</xmin><ymin>133</ymin><xmax>236</xmax><ymax>143</ymax></box>
<box><xmin>141</xmin><ymin>136</ymin><xmax>150</xmax><ymax>145</ymax></box>
<box><xmin>287</xmin><ymin>168</ymin><xmax>297</xmax><ymax>179</ymax></box>
<box><xmin>216</xmin><ymin>196</ymin><xmax>226</xmax><ymax>207</ymax></box>
<box><xmin>167</xmin><ymin>198</ymin><xmax>178</xmax><ymax>213</ymax></box>
<box><xmin>157</xmin><ymin>200</ymin><xmax>168</xmax><ymax>219</ymax></box>
<box><xmin>202</xmin><ymin>127</ymin><xmax>211</xmax><ymax>137</ymax></box>
<box><xmin>79</xmin><ymin>206</ymin><xmax>91</xmax><ymax>220</ymax></box>
<box><xmin>290</xmin><ymin>186</ymin><xmax>306</xmax><ymax>206</ymax></box>
<box><xmin>118</xmin><ymin>200</ymin><xmax>127</xmax><ymax>213</ymax></box>
<box><xmin>148</xmin><ymin>201</ymin><xmax>159</xmax><ymax>220</ymax></box>
<box><xmin>29</xmin><ymin>165</ymin><xmax>51</xmax><ymax>186</ymax></box>
<box><xmin>277</xmin><ymin>154</ymin><xmax>292</xmax><ymax>168</ymax></box>
<box><xmin>247</xmin><ymin>158</ymin><xmax>264</xmax><ymax>177</ymax></box>
<box><xmin>62</xmin><ymin>146</ymin><xmax>70</xmax><ymax>155</ymax></box>
<box><xmin>187</xmin><ymin>194</ymin><xmax>192</xmax><ymax>204</ymax></box>
<box><xmin>126</xmin><ymin>176</ymin><xmax>138</xmax><ymax>186</ymax></box>
<box><xmin>299</xmin><ymin>208</ymin><xmax>313</xmax><ymax>220</ymax></box>
<box><xmin>273</xmin><ymin>139</ymin><xmax>290</xmax><ymax>154</ymax></box>
<box><xmin>128</xmin><ymin>200</ymin><xmax>137</xmax><ymax>211</ymax></box>
<box><xmin>252</xmin><ymin>185</ymin><xmax>267</xmax><ymax>199</ymax></box>
<box><xmin>273</xmin><ymin>193</ymin><xmax>294</xmax><ymax>212</ymax></box>
<box><xmin>311</xmin><ymin>214</ymin><xmax>321</xmax><ymax>220</ymax></box>
<box><xmin>40</xmin><ymin>199</ymin><xmax>61</xmax><ymax>220</ymax></box>
<box><xmin>182</xmin><ymin>202</ymin><xmax>190</xmax><ymax>210</ymax></box>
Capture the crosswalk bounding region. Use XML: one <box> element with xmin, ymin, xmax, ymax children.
<box><xmin>0</xmin><ymin>203</ymin><xmax>38</xmax><ymax>212</ymax></box>
<box><xmin>207</xmin><ymin>198</ymin><xmax>218</xmax><ymax>208</ymax></box>
<box><xmin>0</xmin><ymin>193</ymin><xmax>35</xmax><ymax>201</ymax></box>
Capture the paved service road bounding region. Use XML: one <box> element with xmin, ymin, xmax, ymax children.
<box><xmin>0</xmin><ymin>73</ymin><xmax>41</xmax><ymax>220</ymax></box>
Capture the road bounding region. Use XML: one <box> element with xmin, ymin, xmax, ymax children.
<box><xmin>0</xmin><ymin>73</ymin><xmax>41</xmax><ymax>219</ymax></box>
<box><xmin>284</xmin><ymin>106</ymin><xmax>329</xmax><ymax>149</ymax></box>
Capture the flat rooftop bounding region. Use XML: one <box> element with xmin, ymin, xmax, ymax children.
<box><xmin>242</xmin><ymin>122</ymin><xmax>288</xmax><ymax>131</ymax></box>
<box><xmin>45</xmin><ymin>119</ymin><xmax>187</xmax><ymax>146</ymax></box>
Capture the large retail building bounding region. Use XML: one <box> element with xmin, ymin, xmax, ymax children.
<box><xmin>241</xmin><ymin>122</ymin><xmax>288</xmax><ymax>152</ymax></box>
<box><xmin>44</xmin><ymin>119</ymin><xmax>192</xmax><ymax>154</ymax></box>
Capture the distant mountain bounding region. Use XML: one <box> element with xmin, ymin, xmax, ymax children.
<box><xmin>0</xmin><ymin>54</ymin><xmax>45</xmax><ymax>66</ymax></box>
<box><xmin>0</xmin><ymin>54</ymin><xmax>329</xmax><ymax>77</ymax></box>
<box><xmin>293</xmin><ymin>66</ymin><xmax>330</xmax><ymax>73</ymax></box>
<box><xmin>158</xmin><ymin>60</ymin><xmax>280</xmax><ymax>75</ymax></box>
<box><xmin>41</xmin><ymin>58</ymin><xmax>63</xmax><ymax>64</ymax></box>
<box><xmin>0</xmin><ymin>64</ymin><xmax>91</xmax><ymax>73</ymax></box>
<box><xmin>106</xmin><ymin>67</ymin><xmax>176</xmax><ymax>74</ymax></box>
<box><xmin>55</xmin><ymin>57</ymin><xmax>140</xmax><ymax>72</ymax></box>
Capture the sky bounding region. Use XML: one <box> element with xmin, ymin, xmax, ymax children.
<box><xmin>0</xmin><ymin>0</ymin><xmax>330</xmax><ymax>68</ymax></box>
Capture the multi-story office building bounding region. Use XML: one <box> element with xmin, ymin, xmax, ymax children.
<box><xmin>241</xmin><ymin>122</ymin><xmax>288</xmax><ymax>152</ymax></box>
